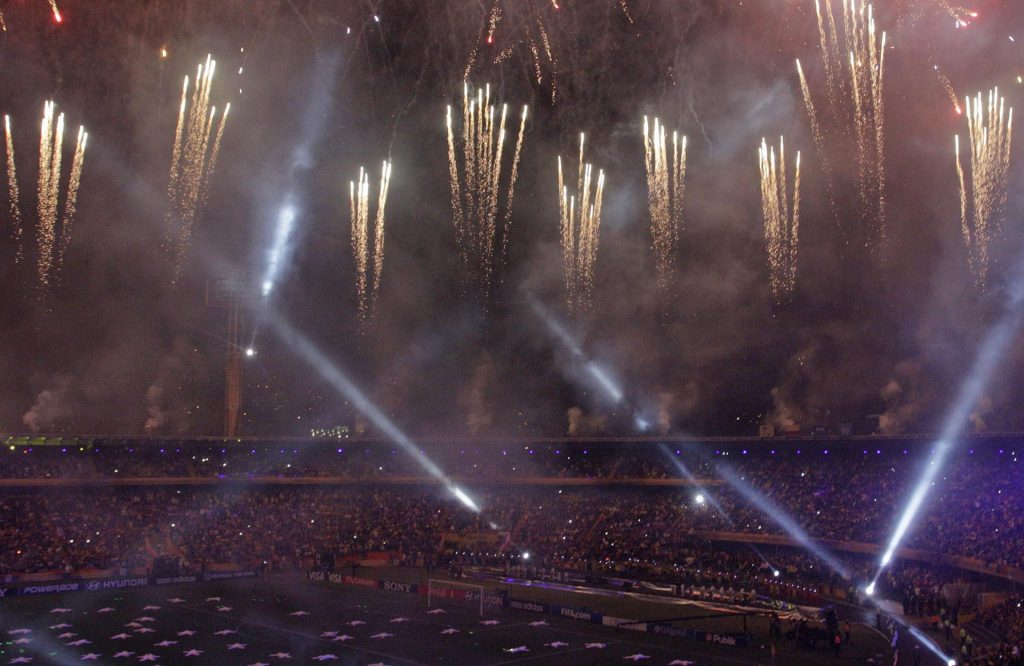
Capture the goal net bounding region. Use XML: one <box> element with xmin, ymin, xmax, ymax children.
<box><xmin>427</xmin><ymin>579</ymin><xmax>499</xmax><ymax>616</ymax></box>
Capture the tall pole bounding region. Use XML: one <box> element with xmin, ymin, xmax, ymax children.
<box><xmin>224</xmin><ymin>299</ymin><xmax>242</xmax><ymax>437</ymax></box>
<box><xmin>205</xmin><ymin>277</ymin><xmax>246</xmax><ymax>438</ymax></box>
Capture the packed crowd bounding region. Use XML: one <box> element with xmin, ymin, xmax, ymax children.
<box><xmin>2</xmin><ymin>440</ymin><xmax>1023</xmax><ymax>573</ymax></box>
<box><xmin>2</xmin><ymin>439</ymin><xmax>1022</xmax><ymax>660</ymax></box>
<box><xmin>971</xmin><ymin>595</ymin><xmax>1024</xmax><ymax>664</ymax></box>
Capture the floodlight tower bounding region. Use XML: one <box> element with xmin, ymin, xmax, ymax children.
<box><xmin>205</xmin><ymin>275</ymin><xmax>249</xmax><ymax>437</ymax></box>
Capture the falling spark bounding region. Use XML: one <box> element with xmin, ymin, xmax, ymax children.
<box><xmin>558</xmin><ymin>132</ymin><xmax>606</xmax><ymax>316</ymax></box>
<box><xmin>0</xmin><ymin>10</ymin><xmax>6</xmax><ymax>32</ymax></box>
<box><xmin>759</xmin><ymin>137</ymin><xmax>800</xmax><ymax>303</ymax></box>
<box><xmin>349</xmin><ymin>161</ymin><xmax>392</xmax><ymax>322</ymax></box>
<box><xmin>48</xmin><ymin>0</ymin><xmax>61</xmax><ymax>22</ymax></box>
<box><xmin>165</xmin><ymin>55</ymin><xmax>230</xmax><ymax>281</ymax></box>
<box><xmin>445</xmin><ymin>83</ymin><xmax>528</xmax><ymax>301</ymax></box>
<box><xmin>804</xmin><ymin>0</ymin><xmax>888</xmax><ymax>250</ymax></box>
<box><xmin>619</xmin><ymin>0</ymin><xmax>635</xmax><ymax>24</ymax></box>
<box><xmin>487</xmin><ymin>4</ymin><xmax>501</xmax><ymax>44</ymax></box>
<box><xmin>464</xmin><ymin>4</ymin><xmax>559</xmax><ymax>103</ymax></box>
<box><xmin>956</xmin><ymin>88</ymin><xmax>1013</xmax><ymax>288</ymax></box>
<box><xmin>56</xmin><ymin>126</ymin><xmax>87</xmax><ymax>272</ymax></box>
<box><xmin>934</xmin><ymin>66</ymin><xmax>961</xmax><ymax>114</ymax></box>
<box><xmin>4</xmin><ymin>115</ymin><xmax>22</xmax><ymax>262</ymax></box>
<box><xmin>642</xmin><ymin>117</ymin><xmax>686</xmax><ymax>297</ymax></box>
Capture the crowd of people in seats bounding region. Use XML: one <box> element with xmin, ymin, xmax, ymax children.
<box><xmin>3</xmin><ymin>440</ymin><xmax>1024</xmax><ymax>657</ymax></box>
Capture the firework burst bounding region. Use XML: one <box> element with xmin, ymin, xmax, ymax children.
<box><xmin>802</xmin><ymin>0</ymin><xmax>888</xmax><ymax>250</ymax></box>
<box><xmin>558</xmin><ymin>132</ymin><xmax>606</xmax><ymax>316</ymax></box>
<box><xmin>758</xmin><ymin>137</ymin><xmax>800</xmax><ymax>303</ymax></box>
<box><xmin>350</xmin><ymin>161</ymin><xmax>392</xmax><ymax>322</ymax></box>
<box><xmin>56</xmin><ymin>126</ymin><xmax>87</xmax><ymax>272</ymax></box>
<box><xmin>642</xmin><ymin>117</ymin><xmax>686</xmax><ymax>297</ymax></box>
<box><xmin>445</xmin><ymin>83</ymin><xmax>528</xmax><ymax>302</ymax></box>
<box><xmin>955</xmin><ymin>88</ymin><xmax>1013</xmax><ymax>288</ymax></box>
<box><xmin>166</xmin><ymin>55</ymin><xmax>230</xmax><ymax>281</ymax></box>
<box><xmin>4</xmin><ymin>115</ymin><xmax>23</xmax><ymax>262</ymax></box>
<box><xmin>31</xmin><ymin>101</ymin><xmax>87</xmax><ymax>293</ymax></box>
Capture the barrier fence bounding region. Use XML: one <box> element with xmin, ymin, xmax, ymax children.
<box><xmin>0</xmin><ymin>570</ymin><xmax>258</xmax><ymax>598</ymax></box>
<box><xmin>306</xmin><ymin>570</ymin><xmax>753</xmax><ymax>648</ymax></box>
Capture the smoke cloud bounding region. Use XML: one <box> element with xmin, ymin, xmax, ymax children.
<box><xmin>23</xmin><ymin>374</ymin><xmax>77</xmax><ymax>432</ymax></box>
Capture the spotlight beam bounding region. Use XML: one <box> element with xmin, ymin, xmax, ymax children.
<box><xmin>715</xmin><ymin>462</ymin><xmax>850</xmax><ymax>578</ymax></box>
<box><xmin>252</xmin><ymin>53</ymin><xmax>341</xmax><ymax>338</ymax></box>
<box><xmin>905</xmin><ymin>623</ymin><xmax>958</xmax><ymax>665</ymax></box>
<box><xmin>530</xmin><ymin>299</ymin><xmax>624</xmax><ymax>404</ymax></box>
<box><xmin>658</xmin><ymin>444</ymin><xmax>778</xmax><ymax>571</ymax></box>
<box><xmin>265</xmin><ymin>311</ymin><xmax>481</xmax><ymax>513</ymax></box>
<box><xmin>874</xmin><ymin>272</ymin><xmax>1024</xmax><ymax>580</ymax></box>
<box><xmin>262</xmin><ymin>203</ymin><xmax>296</xmax><ymax>297</ymax></box>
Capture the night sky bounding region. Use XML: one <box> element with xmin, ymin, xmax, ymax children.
<box><xmin>0</xmin><ymin>0</ymin><xmax>1022</xmax><ymax>438</ymax></box>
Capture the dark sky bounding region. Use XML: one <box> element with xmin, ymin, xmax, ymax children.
<box><xmin>0</xmin><ymin>0</ymin><xmax>1022</xmax><ymax>438</ymax></box>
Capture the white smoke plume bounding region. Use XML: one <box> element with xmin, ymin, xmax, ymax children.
<box><xmin>143</xmin><ymin>338</ymin><xmax>193</xmax><ymax>434</ymax></box>
<box><xmin>877</xmin><ymin>360</ymin><xmax>927</xmax><ymax>435</ymax></box>
<box><xmin>566</xmin><ymin>406</ymin><xmax>608</xmax><ymax>436</ymax></box>
<box><xmin>969</xmin><ymin>394</ymin><xmax>993</xmax><ymax>433</ymax></box>
<box><xmin>23</xmin><ymin>374</ymin><xmax>77</xmax><ymax>432</ymax></box>
<box><xmin>461</xmin><ymin>353</ymin><xmax>494</xmax><ymax>435</ymax></box>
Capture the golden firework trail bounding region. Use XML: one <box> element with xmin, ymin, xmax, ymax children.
<box><xmin>796</xmin><ymin>60</ymin><xmax>825</xmax><ymax>157</ymax></box>
<box><xmin>558</xmin><ymin>132</ymin><xmax>606</xmax><ymax>316</ymax></box>
<box><xmin>445</xmin><ymin>83</ymin><xmax>528</xmax><ymax>301</ymax></box>
<box><xmin>487</xmin><ymin>4</ymin><xmax>502</xmax><ymax>44</ymax></box>
<box><xmin>0</xmin><ymin>10</ymin><xmax>6</xmax><ymax>32</ymax></box>
<box><xmin>4</xmin><ymin>115</ymin><xmax>23</xmax><ymax>262</ymax></box>
<box><xmin>46</xmin><ymin>0</ymin><xmax>62</xmax><ymax>23</ymax></box>
<box><xmin>37</xmin><ymin>101</ymin><xmax>64</xmax><ymax>290</ymax></box>
<box><xmin>349</xmin><ymin>161</ymin><xmax>392</xmax><ymax>322</ymax></box>
<box><xmin>758</xmin><ymin>137</ymin><xmax>801</xmax><ymax>303</ymax></box>
<box><xmin>56</xmin><ymin>126</ymin><xmax>87</xmax><ymax>272</ymax></box>
<box><xmin>33</xmin><ymin>101</ymin><xmax>87</xmax><ymax>291</ymax></box>
<box><xmin>166</xmin><ymin>55</ymin><xmax>229</xmax><ymax>281</ymax></box>
<box><xmin>466</xmin><ymin>4</ymin><xmax>559</xmax><ymax>104</ymax></box>
<box><xmin>934</xmin><ymin>66</ymin><xmax>961</xmax><ymax>115</ymax></box>
<box><xmin>955</xmin><ymin>88</ymin><xmax>1013</xmax><ymax>288</ymax></box>
<box><xmin>642</xmin><ymin>117</ymin><xmax>686</xmax><ymax>295</ymax></box>
<box><xmin>199</xmin><ymin>102</ymin><xmax>230</xmax><ymax>211</ymax></box>
<box><xmin>805</xmin><ymin>0</ymin><xmax>888</xmax><ymax>248</ymax></box>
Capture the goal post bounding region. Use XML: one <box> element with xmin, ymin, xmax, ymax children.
<box><xmin>427</xmin><ymin>578</ymin><xmax>487</xmax><ymax>616</ymax></box>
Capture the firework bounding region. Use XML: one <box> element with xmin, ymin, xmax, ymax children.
<box><xmin>955</xmin><ymin>88</ymin><xmax>1013</xmax><ymax>287</ymax></box>
<box><xmin>349</xmin><ymin>161</ymin><xmax>392</xmax><ymax>321</ymax></box>
<box><xmin>445</xmin><ymin>83</ymin><xmax>528</xmax><ymax>302</ymax></box>
<box><xmin>56</xmin><ymin>126</ymin><xmax>87</xmax><ymax>272</ymax></box>
<box><xmin>32</xmin><ymin>101</ymin><xmax>87</xmax><ymax>292</ymax></box>
<box><xmin>166</xmin><ymin>55</ymin><xmax>230</xmax><ymax>281</ymax></box>
<box><xmin>934</xmin><ymin>66</ymin><xmax>961</xmax><ymax>114</ymax></box>
<box><xmin>558</xmin><ymin>133</ymin><xmax>606</xmax><ymax>316</ymax></box>
<box><xmin>47</xmin><ymin>0</ymin><xmax>62</xmax><ymax>22</ymax></box>
<box><xmin>803</xmin><ymin>0</ymin><xmax>888</xmax><ymax>250</ymax></box>
<box><xmin>462</xmin><ymin>3</ymin><xmax>559</xmax><ymax>103</ymax></box>
<box><xmin>758</xmin><ymin>137</ymin><xmax>800</xmax><ymax>303</ymax></box>
<box><xmin>36</xmin><ymin>101</ymin><xmax>64</xmax><ymax>290</ymax></box>
<box><xmin>4</xmin><ymin>115</ymin><xmax>22</xmax><ymax>262</ymax></box>
<box><xmin>199</xmin><ymin>102</ymin><xmax>230</xmax><ymax>211</ymax></box>
<box><xmin>796</xmin><ymin>60</ymin><xmax>825</xmax><ymax>159</ymax></box>
<box><xmin>642</xmin><ymin>117</ymin><xmax>686</xmax><ymax>296</ymax></box>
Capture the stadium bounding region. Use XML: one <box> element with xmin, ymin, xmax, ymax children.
<box><xmin>1</xmin><ymin>0</ymin><xmax>1024</xmax><ymax>665</ymax></box>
